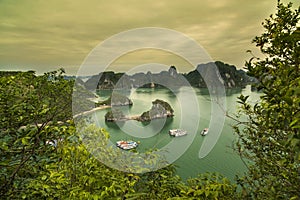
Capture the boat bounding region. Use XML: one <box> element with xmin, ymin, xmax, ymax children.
<box><xmin>200</xmin><ymin>128</ymin><xmax>209</xmax><ymax>136</ymax></box>
<box><xmin>169</xmin><ymin>129</ymin><xmax>187</xmax><ymax>137</ymax></box>
<box><xmin>116</xmin><ymin>140</ymin><xmax>138</xmax><ymax>150</ymax></box>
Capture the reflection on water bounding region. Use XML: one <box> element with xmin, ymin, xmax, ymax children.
<box><xmin>225</xmin><ymin>88</ymin><xmax>243</xmax><ymax>96</ymax></box>
<box><xmin>195</xmin><ymin>87</ymin><xmax>243</xmax><ymax>96</ymax></box>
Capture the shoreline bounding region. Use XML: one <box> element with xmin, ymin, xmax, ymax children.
<box><xmin>73</xmin><ymin>105</ymin><xmax>111</xmax><ymax>118</ymax></box>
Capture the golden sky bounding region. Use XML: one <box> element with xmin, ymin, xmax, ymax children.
<box><xmin>0</xmin><ymin>0</ymin><xmax>298</xmax><ymax>75</ymax></box>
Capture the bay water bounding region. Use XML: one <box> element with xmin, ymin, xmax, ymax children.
<box><xmin>93</xmin><ymin>86</ymin><xmax>260</xmax><ymax>181</ymax></box>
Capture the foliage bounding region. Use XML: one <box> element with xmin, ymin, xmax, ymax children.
<box><xmin>23</xmin><ymin>130</ymin><xmax>237</xmax><ymax>199</ymax></box>
<box><xmin>0</xmin><ymin>69</ymin><xmax>73</xmax><ymax>129</ymax></box>
<box><xmin>7</xmin><ymin>120</ymin><xmax>235</xmax><ymax>200</ymax></box>
<box><xmin>0</xmin><ymin>69</ymin><xmax>74</xmax><ymax>198</ymax></box>
<box><xmin>182</xmin><ymin>173</ymin><xmax>237</xmax><ymax>199</ymax></box>
<box><xmin>134</xmin><ymin>165</ymin><xmax>184</xmax><ymax>199</ymax></box>
<box><xmin>234</xmin><ymin>1</ymin><xmax>300</xmax><ymax>199</ymax></box>
<box><xmin>24</xmin><ymin>125</ymin><xmax>141</xmax><ymax>200</ymax></box>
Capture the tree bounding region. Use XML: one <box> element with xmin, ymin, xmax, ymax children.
<box><xmin>24</xmin><ymin>125</ymin><xmax>142</xmax><ymax>199</ymax></box>
<box><xmin>17</xmin><ymin>121</ymin><xmax>236</xmax><ymax>200</ymax></box>
<box><xmin>0</xmin><ymin>69</ymin><xmax>74</xmax><ymax>198</ymax></box>
<box><xmin>235</xmin><ymin>1</ymin><xmax>300</xmax><ymax>199</ymax></box>
<box><xmin>182</xmin><ymin>173</ymin><xmax>237</xmax><ymax>199</ymax></box>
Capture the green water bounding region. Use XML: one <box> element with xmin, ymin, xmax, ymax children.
<box><xmin>93</xmin><ymin>86</ymin><xmax>260</xmax><ymax>181</ymax></box>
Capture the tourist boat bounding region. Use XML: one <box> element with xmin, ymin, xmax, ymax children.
<box><xmin>200</xmin><ymin>128</ymin><xmax>209</xmax><ymax>136</ymax></box>
<box><xmin>169</xmin><ymin>129</ymin><xmax>187</xmax><ymax>137</ymax></box>
<box><xmin>116</xmin><ymin>140</ymin><xmax>138</xmax><ymax>150</ymax></box>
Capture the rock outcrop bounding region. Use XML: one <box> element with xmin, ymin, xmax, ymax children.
<box><xmin>184</xmin><ymin>61</ymin><xmax>256</xmax><ymax>88</ymax></box>
<box><xmin>104</xmin><ymin>99</ymin><xmax>174</xmax><ymax>122</ymax></box>
<box><xmin>84</xmin><ymin>61</ymin><xmax>257</xmax><ymax>90</ymax></box>
<box><xmin>96</xmin><ymin>93</ymin><xmax>133</xmax><ymax>107</ymax></box>
<box><xmin>139</xmin><ymin>99</ymin><xmax>174</xmax><ymax>122</ymax></box>
<box><xmin>105</xmin><ymin>109</ymin><xmax>125</xmax><ymax>122</ymax></box>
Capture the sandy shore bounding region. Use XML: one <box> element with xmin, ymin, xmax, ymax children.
<box><xmin>73</xmin><ymin>105</ymin><xmax>111</xmax><ymax>118</ymax></box>
<box><xmin>125</xmin><ymin>114</ymin><xmax>140</xmax><ymax>120</ymax></box>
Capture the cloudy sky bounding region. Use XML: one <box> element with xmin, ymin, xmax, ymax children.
<box><xmin>0</xmin><ymin>0</ymin><xmax>298</xmax><ymax>75</ymax></box>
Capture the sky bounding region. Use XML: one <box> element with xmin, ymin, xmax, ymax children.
<box><xmin>0</xmin><ymin>0</ymin><xmax>298</xmax><ymax>75</ymax></box>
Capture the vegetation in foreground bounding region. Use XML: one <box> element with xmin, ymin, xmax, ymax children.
<box><xmin>0</xmin><ymin>1</ymin><xmax>299</xmax><ymax>199</ymax></box>
<box><xmin>0</xmin><ymin>72</ymin><xmax>236</xmax><ymax>198</ymax></box>
<box><xmin>234</xmin><ymin>1</ymin><xmax>300</xmax><ymax>199</ymax></box>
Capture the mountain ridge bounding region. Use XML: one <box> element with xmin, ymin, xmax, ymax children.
<box><xmin>82</xmin><ymin>61</ymin><xmax>256</xmax><ymax>90</ymax></box>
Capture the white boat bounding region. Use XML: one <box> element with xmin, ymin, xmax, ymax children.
<box><xmin>116</xmin><ymin>140</ymin><xmax>138</xmax><ymax>150</ymax></box>
<box><xmin>169</xmin><ymin>129</ymin><xmax>187</xmax><ymax>137</ymax></box>
<box><xmin>200</xmin><ymin>128</ymin><xmax>209</xmax><ymax>136</ymax></box>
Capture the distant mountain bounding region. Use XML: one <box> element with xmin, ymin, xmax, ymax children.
<box><xmin>84</xmin><ymin>71</ymin><xmax>126</xmax><ymax>90</ymax></box>
<box><xmin>185</xmin><ymin>61</ymin><xmax>256</xmax><ymax>88</ymax></box>
<box><xmin>83</xmin><ymin>61</ymin><xmax>256</xmax><ymax>90</ymax></box>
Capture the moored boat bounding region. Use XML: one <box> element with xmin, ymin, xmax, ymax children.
<box><xmin>116</xmin><ymin>140</ymin><xmax>138</xmax><ymax>150</ymax></box>
<box><xmin>169</xmin><ymin>129</ymin><xmax>187</xmax><ymax>137</ymax></box>
<box><xmin>200</xmin><ymin>128</ymin><xmax>209</xmax><ymax>136</ymax></box>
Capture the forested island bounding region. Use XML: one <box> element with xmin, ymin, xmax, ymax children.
<box><xmin>82</xmin><ymin>61</ymin><xmax>257</xmax><ymax>90</ymax></box>
<box><xmin>0</xmin><ymin>2</ymin><xmax>299</xmax><ymax>199</ymax></box>
<box><xmin>139</xmin><ymin>99</ymin><xmax>174</xmax><ymax>121</ymax></box>
<box><xmin>104</xmin><ymin>99</ymin><xmax>174</xmax><ymax>122</ymax></box>
<box><xmin>96</xmin><ymin>92</ymin><xmax>133</xmax><ymax>107</ymax></box>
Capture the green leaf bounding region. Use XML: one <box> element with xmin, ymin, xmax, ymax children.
<box><xmin>21</xmin><ymin>137</ymin><xmax>30</xmax><ymax>145</ymax></box>
<box><xmin>41</xmin><ymin>175</ymin><xmax>47</xmax><ymax>181</ymax></box>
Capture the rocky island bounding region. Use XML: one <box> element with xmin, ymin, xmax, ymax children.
<box><xmin>104</xmin><ymin>99</ymin><xmax>174</xmax><ymax>122</ymax></box>
<box><xmin>139</xmin><ymin>99</ymin><xmax>174</xmax><ymax>122</ymax></box>
<box><xmin>82</xmin><ymin>61</ymin><xmax>256</xmax><ymax>90</ymax></box>
<box><xmin>95</xmin><ymin>92</ymin><xmax>133</xmax><ymax>107</ymax></box>
<box><xmin>105</xmin><ymin>109</ymin><xmax>126</xmax><ymax>122</ymax></box>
